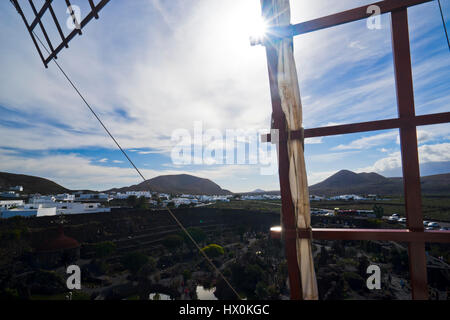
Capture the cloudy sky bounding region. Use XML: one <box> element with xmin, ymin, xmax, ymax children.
<box><xmin>0</xmin><ymin>0</ymin><xmax>449</xmax><ymax>192</ymax></box>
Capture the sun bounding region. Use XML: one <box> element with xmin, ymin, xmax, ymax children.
<box><xmin>220</xmin><ymin>1</ymin><xmax>268</xmax><ymax>47</ymax></box>
<box><xmin>248</xmin><ymin>14</ymin><xmax>268</xmax><ymax>40</ymax></box>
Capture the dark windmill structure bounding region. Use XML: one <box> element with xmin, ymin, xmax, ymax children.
<box><xmin>11</xmin><ymin>0</ymin><xmax>450</xmax><ymax>300</ymax></box>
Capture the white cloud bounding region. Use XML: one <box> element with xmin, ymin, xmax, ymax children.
<box><xmin>357</xmin><ymin>143</ymin><xmax>450</xmax><ymax>175</ymax></box>
<box><xmin>332</xmin><ymin>131</ymin><xmax>398</xmax><ymax>151</ymax></box>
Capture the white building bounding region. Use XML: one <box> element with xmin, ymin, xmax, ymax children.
<box><xmin>113</xmin><ymin>191</ymin><xmax>152</xmax><ymax>199</ymax></box>
<box><xmin>76</xmin><ymin>193</ymin><xmax>110</xmax><ymax>202</ymax></box>
<box><xmin>30</xmin><ymin>195</ymin><xmax>56</xmax><ymax>203</ymax></box>
<box><xmin>1</xmin><ymin>193</ymin><xmax>110</xmax><ymax>218</ymax></box>
<box><xmin>55</xmin><ymin>194</ymin><xmax>75</xmax><ymax>202</ymax></box>
<box><xmin>172</xmin><ymin>198</ymin><xmax>199</xmax><ymax>207</ymax></box>
<box><xmin>0</xmin><ymin>200</ymin><xmax>24</xmax><ymax>210</ymax></box>
<box><xmin>1</xmin><ymin>206</ymin><xmax>56</xmax><ymax>219</ymax></box>
<box><xmin>329</xmin><ymin>194</ymin><xmax>366</xmax><ymax>201</ymax></box>
<box><xmin>53</xmin><ymin>202</ymin><xmax>110</xmax><ymax>215</ymax></box>
<box><xmin>9</xmin><ymin>186</ymin><xmax>23</xmax><ymax>192</ymax></box>
<box><xmin>0</xmin><ymin>191</ymin><xmax>19</xmax><ymax>198</ymax></box>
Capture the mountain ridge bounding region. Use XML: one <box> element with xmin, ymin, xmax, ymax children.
<box><xmin>0</xmin><ymin>171</ymin><xmax>69</xmax><ymax>195</ymax></box>
<box><xmin>309</xmin><ymin>170</ymin><xmax>450</xmax><ymax>196</ymax></box>
<box><xmin>106</xmin><ymin>174</ymin><xmax>232</xmax><ymax>195</ymax></box>
<box><xmin>1</xmin><ymin>170</ymin><xmax>449</xmax><ymax>197</ymax></box>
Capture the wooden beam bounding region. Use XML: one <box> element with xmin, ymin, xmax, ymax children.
<box><xmin>261</xmin><ymin>0</ymin><xmax>303</xmax><ymax>301</ymax></box>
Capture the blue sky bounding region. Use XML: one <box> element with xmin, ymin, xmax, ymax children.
<box><xmin>0</xmin><ymin>0</ymin><xmax>449</xmax><ymax>192</ymax></box>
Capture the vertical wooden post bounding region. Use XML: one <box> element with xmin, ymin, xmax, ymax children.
<box><xmin>391</xmin><ymin>8</ymin><xmax>428</xmax><ymax>300</ymax></box>
<box><xmin>260</xmin><ymin>0</ymin><xmax>302</xmax><ymax>300</ymax></box>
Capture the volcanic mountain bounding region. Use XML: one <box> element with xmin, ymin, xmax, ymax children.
<box><xmin>309</xmin><ymin>170</ymin><xmax>450</xmax><ymax>196</ymax></box>
<box><xmin>107</xmin><ymin>174</ymin><xmax>232</xmax><ymax>195</ymax></box>
<box><xmin>0</xmin><ymin>171</ymin><xmax>69</xmax><ymax>195</ymax></box>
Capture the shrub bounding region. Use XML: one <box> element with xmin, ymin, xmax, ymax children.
<box><xmin>94</xmin><ymin>241</ymin><xmax>116</xmax><ymax>259</ymax></box>
<box><xmin>343</xmin><ymin>272</ymin><xmax>365</xmax><ymax>291</ymax></box>
<box><xmin>201</xmin><ymin>244</ymin><xmax>224</xmax><ymax>258</ymax></box>
<box><xmin>122</xmin><ymin>252</ymin><xmax>149</xmax><ymax>275</ymax></box>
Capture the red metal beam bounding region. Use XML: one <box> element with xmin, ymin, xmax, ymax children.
<box><xmin>289</xmin><ymin>0</ymin><xmax>432</xmax><ymax>37</ymax></box>
<box><xmin>391</xmin><ymin>8</ymin><xmax>427</xmax><ymax>300</ymax></box>
<box><xmin>271</xmin><ymin>227</ymin><xmax>450</xmax><ymax>243</ymax></box>
<box><xmin>262</xmin><ymin>112</ymin><xmax>450</xmax><ymax>142</ymax></box>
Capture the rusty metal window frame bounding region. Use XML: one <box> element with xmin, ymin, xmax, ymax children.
<box><xmin>10</xmin><ymin>0</ymin><xmax>110</xmax><ymax>68</ymax></box>
<box><xmin>262</xmin><ymin>0</ymin><xmax>450</xmax><ymax>300</ymax></box>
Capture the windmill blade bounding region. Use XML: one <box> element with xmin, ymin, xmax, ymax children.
<box><xmin>10</xmin><ymin>0</ymin><xmax>111</xmax><ymax>68</ymax></box>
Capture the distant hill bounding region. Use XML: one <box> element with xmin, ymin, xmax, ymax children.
<box><xmin>309</xmin><ymin>170</ymin><xmax>450</xmax><ymax>196</ymax></box>
<box><xmin>252</xmin><ymin>189</ymin><xmax>266</xmax><ymax>193</ymax></box>
<box><xmin>0</xmin><ymin>172</ymin><xmax>69</xmax><ymax>195</ymax></box>
<box><xmin>107</xmin><ymin>174</ymin><xmax>232</xmax><ymax>195</ymax></box>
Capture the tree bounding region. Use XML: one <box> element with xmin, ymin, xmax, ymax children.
<box><xmin>180</xmin><ymin>227</ymin><xmax>206</xmax><ymax>244</ymax></box>
<box><xmin>167</xmin><ymin>201</ymin><xmax>175</xmax><ymax>208</ymax></box>
<box><xmin>255</xmin><ymin>281</ymin><xmax>269</xmax><ymax>299</ymax></box>
<box><xmin>373</xmin><ymin>205</ymin><xmax>384</xmax><ymax>218</ymax></box>
<box><xmin>163</xmin><ymin>234</ymin><xmax>183</xmax><ymax>252</ymax></box>
<box><xmin>94</xmin><ymin>241</ymin><xmax>116</xmax><ymax>259</ymax></box>
<box><xmin>127</xmin><ymin>195</ymin><xmax>138</xmax><ymax>207</ymax></box>
<box><xmin>318</xmin><ymin>246</ymin><xmax>329</xmax><ymax>266</ymax></box>
<box><xmin>136</xmin><ymin>196</ymin><xmax>149</xmax><ymax>209</ymax></box>
<box><xmin>122</xmin><ymin>252</ymin><xmax>149</xmax><ymax>275</ymax></box>
<box><xmin>358</xmin><ymin>255</ymin><xmax>370</xmax><ymax>277</ymax></box>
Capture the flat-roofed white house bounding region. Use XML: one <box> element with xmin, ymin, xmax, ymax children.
<box><xmin>55</xmin><ymin>194</ymin><xmax>75</xmax><ymax>202</ymax></box>
<box><xmin>0</xmin><ymin>200</ymin><xmax>24</xmax><ymax>209</ymax></box>
<box><xmin>1</xmin><ymin>206</ymin><xmax>56</xmax><ymax>218</ymax></box>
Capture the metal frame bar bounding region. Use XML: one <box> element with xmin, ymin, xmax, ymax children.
<box><xmin>44</xmin><ymin>0</ymin><xmax>111</xmax><ymax>66</ymax></box>
<box><xmin>28</xmin><ymin>0</ymin><xmax>55</xmax><ymax>54</ymax></box>
<box><xmin>29</xmin><ymin>0</ymin><xmax>53</xmax><ymax>31</ymax></box>
<box><xmin>271</xmin><ymin>228</ymin><xmax>450</xmax><ymax>243</ymax></box>
<box><xmin>11</xmin><ymin>0</ymin><xmax>47</xmax><ymax>67</ymax></box>
<box><xmin>65</xmin><ymin>0</ymin><xmax>82</xmax><ymax>35</ymax></box>
<box><xmin>262</xmin><ymin>112</ymin><xmax>450</xmax><ymax>142</ymax></box>
<box><xmin>12</xmin><ymin>0</ymin><xmax>111</xmax><ymax>67</ymax></box>
<box><xmin>262</xmin><ymin>0</ymin><xmax>450</xmax><ymax>300</ymax></box>
<box><xmin>268</xmin><ymin>0</ymin><xmax>433</xmax><ymax>38</ymax></box>
<box><xmin>391</xmin><ymin>7</ymin><xmax>428</xmax><ymax>299</ymax></box>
